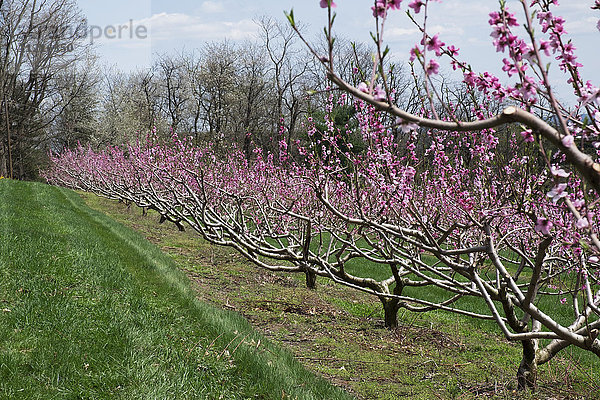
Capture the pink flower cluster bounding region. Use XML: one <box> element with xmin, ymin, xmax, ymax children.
<box><xmin>537</xmin><ymin>11</ymin><xmax>582</xmax><ymax>74</ymax></box>
<box><xmin>408</xmin><ymin>0</ymin><xmax>424</xmax><ymax>13</ymax></box>
<box><xmin>319</xmin><ymin>0</ymin><xmax>336</xmax><ymax>8</ymax></box>
<box><xmin>371</xmin><ymin>0</ymin><xmax>403</xmax><ymax>17</ymax></box>
<box><xmin>488</xmin><ymin>7</ymin><xmax>539</xmax><ymax>104</ymax></box>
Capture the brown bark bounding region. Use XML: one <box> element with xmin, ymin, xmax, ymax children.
<box><xmin>305</xmin><ymin>269</ymin><xmax>317</xmax><ymax>290</ymax></box>
<box><xmin>4</xmin><ymin>98</ymin><xmax>12</xmax><ymax>179</ymax></box>
<box><xmin>517</xmin><ymin>338</ymin><xmax>538</xmax><ymax>390</ymax></box>
<box><xmin>380</xmin><ymin>296</ymin><xmax>400</xmax><ymax>328</ymax></box>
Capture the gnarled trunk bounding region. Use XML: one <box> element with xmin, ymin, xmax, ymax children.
<box><xmin>380</xmin><ymin>264</ymin><xmax>404</xmax><ymax>328</ymax></box>
<box><xmin>380</xmin><ymin>296</ymin><xmax>400</xmax><ymax>328</ymax></box>
<box><xmin>517</xmin><ymin>338</ymin><xmax>538</xmax><ymax>390</ymax></box>
<box><xmin>304</xmin><ymin>269</ymin><xmax>317</xmax><ymax>290</ymax></box>
<box><xmin>499</xmin><ymin>286</ymin><xmax>539</xmax><ymax>390</ymax></box>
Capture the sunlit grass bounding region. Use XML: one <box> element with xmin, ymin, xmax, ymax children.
<box><xmin>340</xmin><ymin>235</ymin><xmax>600</xmax><ymax>372</ymax></box>
<box><xmin>81</xmin><ymin>190</ymin><xmax>600</xmax><ymax>399</ymax></box>
<box><xmin>0</xmin><ymin>179</ymin><xmax>353</xmax><ymax>399</ymax></box>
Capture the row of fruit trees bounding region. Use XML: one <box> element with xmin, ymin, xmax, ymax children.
<box><xmin>45</xmin><ymin>0</ymin><xmax>600</xmax><ymax>390</ymax></box>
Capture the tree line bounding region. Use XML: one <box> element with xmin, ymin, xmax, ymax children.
<box><xmin>2</xmin><ymin>0</ymin><xmax>438</xmax><ymax>180</ymax></box>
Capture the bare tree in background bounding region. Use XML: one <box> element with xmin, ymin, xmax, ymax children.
<box><xmin>195</xmin><ymin>41</ymin><xmax>239</xmax><ymax>148</ymax></box>
<box><xmin>156</xmin><ymin>53</ymin><xmax>188</xmax><ymax>134</ymax></box>
<box><xmin>0</xmin><ymin>0</ymin><xmax>93</xmax><ymax>179</ymax></box>
<box><xmin>258</xmin><ymin>16</ymin><xmax>312</xmax><ymax>152</ymax></box>
<box><xmin>233</xmin><ymin>42</ymin><xmax>269</xmax><ymax>159</ymax></box>
<box><xmin>52</xmin><ymin>59</ymin><xmax>100</xmax><ymax>149</ymax></box>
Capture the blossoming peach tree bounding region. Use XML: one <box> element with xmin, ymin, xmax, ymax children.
<box><xmin>44</xmin><ymin>0</ymin><xmax>600</xmax><ymax>390</ymax></box>
<box><xmin>283</xmin><ymin>0</ymin><xmax>600</xmax><ymax>388</ymax></box>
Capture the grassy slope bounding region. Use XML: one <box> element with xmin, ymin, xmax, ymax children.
<box><xmin>0</xmin><ymin>179</ymin><xmax>353</xmax><ymax>400</ymax></box>
<box><xmin>78</xmin><ymin>191</ymin><xmax>600</xmax><ymax>399</ymax></box>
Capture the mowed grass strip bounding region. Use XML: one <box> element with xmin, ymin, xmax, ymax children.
<box><xmin>0</xmin><ymin>179</ymin><xmax>353</xmax><ymax>400</ymax></box>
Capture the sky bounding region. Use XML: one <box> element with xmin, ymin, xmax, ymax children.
<box><xmin>77</xmin><ymin>0</ymin><xmax>600</xmax><ymax>103</ymax></box>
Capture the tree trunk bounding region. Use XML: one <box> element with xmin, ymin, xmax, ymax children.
<box><xmin>0</xmin><ymin>143</ymin><xmax>6</xmax><ymax>177</ymax></box>
<box><xmin>381</xmin><ymin>264</ymin><xmax>404</xmax><ymax>329</ymax></box>
<box><xmin>380</xmin><ymin>297</ymin><xmax>400</xmax><ymax>328</ymax></box>
<box><xmin>243</xmin><ymin>131</ymin><xmax>252</xmax><ymax>161</ymax></box>
<box><xmin>4</xmin><ymin>100</ymin><xmax>13</xmax><ymax>179</ymax></box>
<box><xmin>499</xmin><ymin>286</ymin><xmax>539</xmax><ymax>391</ymax></box>
<box><xmin>517</xmin><ymin>338</ymin><xmax>538</xmax><ymax>390</ymax></box>
<box><xmin>174</xmin><ymin>220</ymin><xmax>185</xmax><ymax>232</ymax></box>
<box><xmin>305</xmin><ymin>269</ymin><xmax>317</xmax><ymax>290</ymax></box>
<box><xmin>17</xmin><ymin>141</ymin><xmax>23</xmax><ymax>180</ymax></box>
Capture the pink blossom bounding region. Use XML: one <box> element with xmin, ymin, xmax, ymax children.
<box><xmin>489</xmin><ymin>10</ymin><xmax>518</xmax><ymax>27</ymax></box>
<box><xmin>538</xmin><ymin>40</ymin><xmax>551</xmax><ymax>57</ymax></box>
<box><xmin>319</xmin><ymin>0</ymin><xmax>336</xmax><ymax>8</ymax></box>
<box><xmin>517</xmin><ymin>75</ymin><xmax>538</xmax><ymax>103</ymax></box>
<box><xmin>358</xmin><ymin>82</ymin><xmax>369</xmax><ymax>93</ymax></box>
<box><xmin>546</xmin><ymin>183</ymin><xmax>568</xmax><ymax>203</ymax></box>
<box><xmin>421</xmin><ymin>34</ymin><xmax>445</xmax><ymax>56</ymax></box>
<box><xmin>372</xmin><ymin>0</ymin><xmax>387</xmax><ymax>17</ymax></box>
<box><xmin>447</xmin><ymin>45</ymin><xmax>459</xmax><ymax>56</ymax></box>
<box><xmin>576</xmin><ymin>217</ymin><xmax>589</xmax><ymax>229</ymax></box>
<box><xmin>573</xmin><ymin>199</ymin><xmax>585</xmax><ymax>208</ymax></box>
<box><xmin>373</xmin><ymin>84</ymin><xmax>386</xmax><ymax>101</ymax></box>
<box><xmin>425</xmin><ymin>59</ymin><xmax>440</xmax><ymax>76</ymax></box>
<box><xmin>535</xmin><ymin>218</ymin><xmax>553</xmax><ymax>235</ymax></box>
<box><xmin>408</xmin><ymin>0</ymin><xmax>424</xmax><ymax>13</ymax></box>
<box><xmin>409</xmin><ymin>46</ymin><xmax>420</xmax><ymax>62</ymax></box>
<box><xmin>561</xmin><ymin>134</ymin><xmax>574</xmax><ymax>147</ymax></box>
<box><xmin>578</xmin><ymin>82</ymin><xmax>600</xmax><ymax>105</ymax></box>
<box><xmin>395</xmin><ymin>117</ymin><xmax>419</xmax><ymax>133</ymax></box>
<box><xmin>388</xmin><ymin>0</ymin><xmax>403</xmax><ymax>10</ymax></box>
<box><xmin>502</xmin><ymin>58</ymin><xmax>518</xmax><ymax>77</ymax></box>
<box><xmin>463</xmin><ymin>71</ymin><xmax>477</xmax><ymax>86</ymax></box>
<box><xmin>520</xmin><ymin>129</ymin><xmax>534</xmax><ymax>142</ymax></box>
<box><xmin>559</xmin><ymin>298</ymin><xmax>567</xmax><ymax>305</ymax></box>
<box><xmin>550</xmin><ymin>165</ymin><xmax>570</xmax><ymax>178</ymax></box>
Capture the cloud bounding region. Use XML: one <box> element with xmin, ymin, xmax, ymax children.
<box><xmin>135</xmin><ymin>12</ymin><xmax>260</xmax><ymax>42</ymax></box>
<box><xmin>437</xmin><ymin>0</ymin><xmax>492</xmax><ymax>19</ymax></box>
<box><xmin>565</xmin><ymin>17</ymin><xmax>599</xmax><ymax>35</ymax></box>
<box><xmin>385</xmin><ymin>24</ymin><xmax>465</xmax><ymax>42</ymax></box>
<box><xmin>428</xmin><ymin>24</ymin><xmax>466</xmax><ymax>37</ymax></box>
<box><xmin>110</xmin><ymin>41</ymin><xmax>152</xmax><ymax>50</ymax></box>
<box><xmin>199</xmin><ymin>1</ymin><xmax>225</xmax><ymax>14</ymax></box>
<box><xmin>385</xmin><ymin>27</ymin><xmax>419</xmax><ymax>39</ymax></box>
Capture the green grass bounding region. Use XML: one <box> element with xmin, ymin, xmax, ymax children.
<box><xmin>0</xmin><ymin>179</ymin><xmax>353</xmax><ymax>400</ymax></box>
<box><xmin>336</xmin><ymin>235</ymin><xmax>600</xmax><ymax>370</ymax></box>
<box><xmin>78</xmin><ymin>192</ymin><xmax>600</xmax><ymax>399</ymax></box>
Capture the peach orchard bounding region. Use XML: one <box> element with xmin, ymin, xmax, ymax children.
<box><xmin>45</xmin><ymin>0</ymin><xmax>600</xmax><ymax>390</ymax></box>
